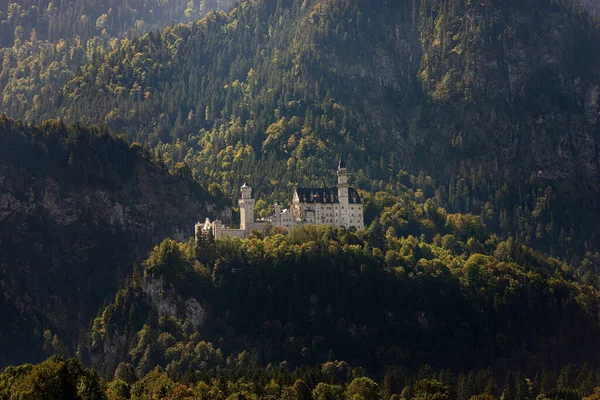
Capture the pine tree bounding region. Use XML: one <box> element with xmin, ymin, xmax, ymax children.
<box><xmin>501</xmin><ymin>370</ymin><xmax>515</xmax><ymax>400</ymax></box>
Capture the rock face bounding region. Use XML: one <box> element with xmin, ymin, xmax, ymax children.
<box><xmin>0</xmin><ymin>117</ymin><xmax>229</xmax><ymax>367</ymax></box>
<box><xmin>143</xmin><ymin>275</ymin><xmax>206</xmax><ymax>328</ymax></box>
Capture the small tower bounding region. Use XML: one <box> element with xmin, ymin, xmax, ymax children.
<box><xmin>274</xmin><ymin>202</ymin><xmax>281</xmax><ymax>226</ymax></box>
<box><xmin>239</xmin><ymin>183</ymin><xmax>255</xmax><ymax>231</ymax></box>
<box><xmin>195</xmin><ymin>221</ymin><xmax>203</xmax><ymax>242</ymax></box>
<box><xmin>337</xmin><ymin>157</ymin><xmax>350</xmax><ymax>227</ymax></box>
<box><xmin>213</xmin><ymin>219</ymin><xmax>223</xmax><ymax>240</ymax></box>
<box><xmin>337</xmin><ymin>157</ymin><xmax>349</xmax><ymax>204</ymax></box>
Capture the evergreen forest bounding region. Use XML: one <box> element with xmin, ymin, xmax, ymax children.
<box><xmin>2</xmin><ymin>0</ymin><xmax>600</xmax><ymax>398</ymax></box>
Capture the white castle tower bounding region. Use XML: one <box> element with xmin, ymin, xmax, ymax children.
<box><xmin>239</xmin><ymin>183</ymin><xmax>255</xmax><ymax>232</ymax></box>
<box><xmin>337</xmin><ymin>157</ymin><xmax>350</xmax><ymax>226</ymax></box>
<box><xmin>274</xmin><ymin>202</ymin><xmax>281</xmax><ymax>226</ymax></box>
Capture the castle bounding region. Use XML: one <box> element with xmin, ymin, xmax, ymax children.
<box><xmin>196</xmin><ymin>158</ymin><xmax>364</xmax><ymax>240</ymax></box>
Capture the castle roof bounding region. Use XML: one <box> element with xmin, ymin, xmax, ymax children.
<box><xmin>348</xmin><ymin>188</ymin><xmax>361</xmax><ymax>203</ymax></box>
<box><xmin>294</xmin><ymin>187</ymin><xmax>362</xmax><ymax>204</ymax></box>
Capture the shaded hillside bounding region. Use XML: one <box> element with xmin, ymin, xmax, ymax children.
<box><xmin>10</xmin><ymin>0</ymin><xmax>599</xmax><ymax>261</ymax></box>
<box><xmin>0</xmin><ymin>116</ymin><xmax>229</xmax><ymax>367</ymax></box>
<box><xmin>4</xmin><ymin>191</ymin><xmax>600</xmax><ymax>397</ymax></box>
<box><xmin>0</xmin><ymin>0</ymin><xmax>235</xmax><ymax>46</ymax></box>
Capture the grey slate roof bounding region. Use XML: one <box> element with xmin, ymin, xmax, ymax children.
<box><xmin>295</xmin><ymin>187</ymin><xmax>362</xmax><ymax>204</ymax></box>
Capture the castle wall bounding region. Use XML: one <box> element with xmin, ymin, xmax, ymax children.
<box><xmin>220</xmin><ymin>229</ymin><xmax>247</xmax><ymax>239</ymax></box>
<box><xmin>345</xmin><ymin>204</ymin><xmax>364</xmax><ymax>229</ymax></box>
<box><xmin>292</xmin><ymin>201</ymin><xmax>363</xmax><ymax>229</ymax></box>
<box><xmin>248</xmin><ymin>221</ymin><xmax>269</xmax><ymax>232</ymax></box>
<box><xmin>279</xmin><ymin>209</ymin><xmax>295</xmax><ymax>229</ymax></box>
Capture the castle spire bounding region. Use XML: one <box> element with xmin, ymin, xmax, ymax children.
<box><xmin>337</xmin><ymin>156</ymin><xmax>348</xmax><ymax>187</ymax></box>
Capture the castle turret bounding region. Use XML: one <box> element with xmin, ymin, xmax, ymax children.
<box><xmin>239</xmin><ymin>183</ymin><xmax>255</xmax><ymax>231</ymax></box>
<box><xmin>274</xmin><ymin>202</ymin><xmax>281</xmax><ymax>226</ymax></box>
<box><xmin>337</xmin><ymin>157</ymin><xmax>350</xmax><ymax>227</ymax></box>
<box><xmin>337</xmin><ymin>157</ymin><xmax>349</xmax><ymax>203</ymax></box>
<box><xmin>195</xmin><ymin>222</ymin><xmax>203</xmax><ymax>242</ymax></box>
<box><xmin>213</xmin><ymin>219</ymin><xmax>222</xmax><ymax>239</ymax></box>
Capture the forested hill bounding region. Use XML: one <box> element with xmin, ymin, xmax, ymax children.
<box><xmin>0</xmin><ymin>116</ymin><xmax>229</xmax><ymax>367</ymax></box>
<box><xmin>29</xmin><ymin>0</ymin><xmax>600</xmax><ymax>184</ymax></box>
<box><xmin>73</xmin><ymin>192</ymin><xmax>600</xmax><ymax>397</ymax></box>
<box><xmin>0</xmin><ymin>0</ymin><xmax>235</xmax><ymax>46</ymax></box>
<box><xmin>0</xmin><ymin>0</ymin><xmax>235</xmax><ymax>124</ymax></box>
<box><xmin>9</xmin><ymin>0</ymin><xmax>599</xmax><ymax>261</ymax></box>
<box><xmin>86</xmin><ymin>227</ymin><xmax>600</xmax><ymax>380</ymax></box>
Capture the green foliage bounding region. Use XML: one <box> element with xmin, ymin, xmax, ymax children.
<box><xmin>3</xmin><ymin>1</ymin><xmax>600</xmax><ymax>398</ymax></box>
<box><xmin>413</xmin><ymin>379</ymin><xmax>450</xmax><ymax>400</ymax></box>
<box><xmin>0</xmin><ymin>356</ymin><xmax>106</xmax><ymax>400</ymax></box>
<box><xmin>83</xmin><ymin>208</ymin><xmax>600</xmax><ymax>382</ymax></box>
<box><xmin>312</xmin><ymin>382</ymin><xmax>344</xmax><ymax>400</ymax></box>
<box><xmin>6</xmin><ymin>352</ymin><xmax>600</xmax><ymax>400</ymax></box>
<box><xmin>345</xmin><ymin>377</ymin><xmax>380</xmax><ymax>400</ymax></box>
<box><xmin>0</xmin><ymin>0</ymin><xmax>234</xmax><ymax>45</ymax></box>
<box><xmin>2</xmin><ymin>0</ymin><xmax>600</xmax><ymax>264</ymax></box>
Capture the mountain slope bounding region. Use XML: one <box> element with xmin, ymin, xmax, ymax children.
<box><xmin>82</xmin><ymin>221</ymin><xmax>600</xmax><ymax>379</ymax></box>
<box><xmin>2</xmin><ymin>0</ymin><xmax>600</xmax><ymax>262</ymax></box>
<box><xmin>0</xmin><ymin>0</ymin><xmax>235</xmax><ymax>124</ymax></box>
<box><xmin>0</xmin><ymin>116</ymin><xmax>229</xmax><ymax>367</ymax></box>
<box><xmin>34</xmin><ymin>0</ymin><xmax>600</xmax><ymax>181</ymax></box>
<box><xmin>0</xmin><ymin>0</ymin><xmax>235</xmax><ymax>46</ymax></box>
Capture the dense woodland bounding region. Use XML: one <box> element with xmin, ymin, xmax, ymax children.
<box><xmin>0</xmin><ymin>0</ymin><xmax>234</xmax><ymax>120</ymax></box>
<box><xmin>84</xmin><ymin>221</ymin><xmax>600</xmax><ymax>378</ymax></box>
<box><xmin>2</xmin><ymin>0</ymin><xmax>600</xmax><ymax>263</ymax></box>
<box><xmin>0</xmin><ymin>0</ymin><xmax>235</xmax><ymax>45</ymax></box>
<box><xmin>6</xmin><ymin>354</ymin><xmax>600</xmax><ymax>399</ymax></box>
<box><xmin>3</xmin><ymin>0</ymin><xmax>600</xmax><ymax>398</ymax></box>
<box><xmin>5</xmin><ymin>210</ymin><xmax>600</xmax><ymax>398</ymax></box>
